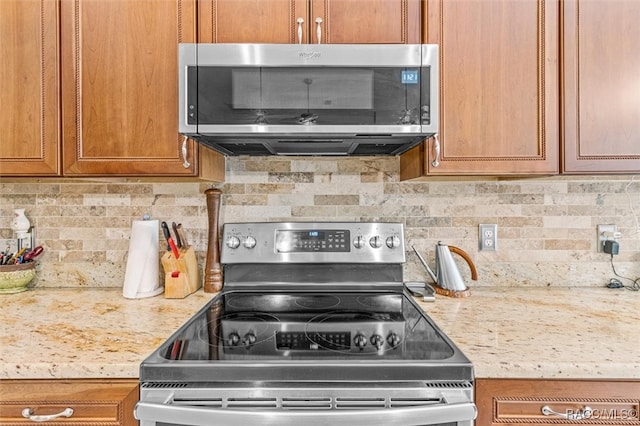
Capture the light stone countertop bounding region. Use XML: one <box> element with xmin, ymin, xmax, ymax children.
<box><xmin>415</xmin><ymin>287</ymin><xmax>639</xmax><ymax>379</ymax></box>
<box><xmin>0</xmin><ymin>287</ymin><xmax>638</xmax><ymax>380</ymax></box>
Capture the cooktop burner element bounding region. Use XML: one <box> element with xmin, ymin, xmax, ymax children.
<box><xmin>137</xmin><ymin>222</ymin><xmax>476</xmax><ymax>426</ymax></box>
<box><xmin>295</xmin><ymin>295</ymin><xmax>341</xmax><ymax>310</ymax></box>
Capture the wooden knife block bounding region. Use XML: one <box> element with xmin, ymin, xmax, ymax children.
<box><xmin>161</xmin><ymin>247</ymin><xmax>200</xmax><ymax>299</ymax></box>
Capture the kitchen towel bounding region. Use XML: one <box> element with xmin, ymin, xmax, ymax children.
<box><xmin>123</xmin><ymin>219</ymin><xmax>163</xmax><ymax>299</ymax></box>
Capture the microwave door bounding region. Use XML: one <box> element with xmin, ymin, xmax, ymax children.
<box><xmin>191</xmin><ymin>66</ymin><xmax>423</xmax><ymax>130</ymax></box>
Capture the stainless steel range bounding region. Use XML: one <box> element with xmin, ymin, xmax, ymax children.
<box><xmin>135</xmin><ymin>222</ymin><xmax>476</xmax><ymax>426</ymax></box>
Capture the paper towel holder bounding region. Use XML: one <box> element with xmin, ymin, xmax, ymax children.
<box><xmin>123</xmin><ymin>217</ymin><xmax>164</xmax><ymax>299</ymax></box>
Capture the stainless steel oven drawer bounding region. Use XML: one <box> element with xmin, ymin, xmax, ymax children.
<box><xmin>135</xmin><ymin>382</ymin><xmax>476</xmax><ymax>426</ymax></box>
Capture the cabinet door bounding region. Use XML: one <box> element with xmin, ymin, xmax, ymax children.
<box><xmin>401</xmin><ymin>0</ymin><xmax>559</xmax><ymax>178</ymax></box>
<box><xmin>310</xmin><ymin>0</ymin><xmax>421</xmax><ymax>44</ymax></box>
<box><xmin>562</xmin><ymin>0</ymin><xmax>640</xmax><ymax>173</ymax></box>
<box><xmin>476</xmin><ymin>378</ymin><xmax>640</xmax><ymax>426</ymax></box>
<box><xmin>199</xmin><ymin>0</ymin><xmax>309</xmax><ymax>43</ymax></box>
<box><xmin>60</xmin><ymin>0</ymin><xmax>201</xmax><ymax>176</ymax></box>
<box><xmin>0</xmin><ymin>379</ymin><xmax>138</xmax><ymax>425</ymax></box>
<box><xmin>199</xmin><ymin>0</ymin><xmax>419</xmax><ymax>44</ymax></box>
<box><xmin>0</xmin><ymin>0</ymin><xmax>60</xmax><ymax>176</ymax></box>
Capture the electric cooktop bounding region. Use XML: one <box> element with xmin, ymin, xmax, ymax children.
<box><xmin>157</xmin><ymin>291</ymin><xmax>454</xmax><ymax>362</ymax></box>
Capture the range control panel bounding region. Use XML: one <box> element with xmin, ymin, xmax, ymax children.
<box><xmin>276</xmin><ymin>229</ymin><xmax>350</xmax><ymax>253</ymax></box>
<box><xmin>221</xmin><ymin>222</ymin><xmax>405</xmax><ymax>264</ymax></box>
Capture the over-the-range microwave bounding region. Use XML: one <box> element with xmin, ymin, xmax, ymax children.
<box><xmin>179</xmin><ymin>43</ymin><xmax>438</xmax><ymax>156</ymax></box>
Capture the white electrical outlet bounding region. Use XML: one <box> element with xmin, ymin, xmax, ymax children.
<box><xmin>479</xmin><ymin>224</ymin><xmax>497</xmax><ymax>251</ymax></box>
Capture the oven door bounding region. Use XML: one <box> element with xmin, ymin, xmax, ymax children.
<box><xmin>135</xmin><ymin>383</ymin><xmax>476</xmax><ymax>426</ymax></box>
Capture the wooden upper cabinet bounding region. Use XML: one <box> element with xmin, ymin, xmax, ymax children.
<box><xmin>60</xmin><ymin>0</ymin><xmax>214</xmax><ymax>177</ymax></box>
<box><xmin>310</xmin><ymin>0</ymin><xmax>421</xmax><ymax>44</ymax></box>
<box><xmin>562</xmin><ymin>0</ymin><xmax>640</xmax><ymax>173</ymax></box>
<box><xmin>401</xmin><ymin>0</ymin><xmax>559</xmax><ymax>179</ymax></box>
<box><xmin>199</xmin><ymin>0</ymin><xmax>309</xmax><ymax>43</ymax></box>
<box><xmin>199</xmin><ymin>0</ymin><xmax>420</xmax><ymax>44</ymax></box>
<box><xmin>0</xmin><ymin>0</ymin><xmax>60</xmax><ymax>176</ymax></box>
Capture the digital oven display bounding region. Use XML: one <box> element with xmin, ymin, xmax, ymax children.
<box><xmin>276</xmin><ymin>229</ymin><xmax>350</xmax><ymax>253</ymax></box>
<box><xmin>276</xmin><ymin>331</ymin><xmax>351</xmax><ymax>351</ymax></box>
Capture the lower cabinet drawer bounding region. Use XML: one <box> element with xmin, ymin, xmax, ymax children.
<box><xmin>476</xmin><ymin>379</ymin><xmax>640</xmax><ymax>426</ymax></box>
<box><xmin>1</xmin><ymin>402</ymin><xmax>122</xmax><ymax>423</ymax></box>
<box><xmin>0</xmin><ymin>379</ymin><xmax>138</xmax><ymax>425</ymax></box>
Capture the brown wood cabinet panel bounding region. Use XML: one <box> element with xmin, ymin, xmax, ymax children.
<box><xmin>60</xmin><ymin>0</ymin><xmax>220</xmax><ymax>177</ymax></box>
<box><xmin>310</xmin><ymin>0</ymin><xmax>420</xmax><ymax>44</ymax></box>
<box><xmin>476</xmin><ymin>379</ymin><xmax>640</xmax><ymax>426</ymax></box>
<box><xmin>401</xmin><ymin>0</ymin><xmax>559</xmax><ymax>178</ymax></box>
<box><xmin>562</xmin><ymin>0</ymin><xmax>640</xmax><ymax>173</ymax></box>
<box><xmin>0</xmin><ymin>0</ymin><xmax>60</xmax><ymax>176</ymax></box>
<box><xmin>199</xmin><ymin>0</ymin><xmax>309</xmax><ymax>43</ymax></box>
<box><xmin>199</xmin><ymin>0</ymin><xmax>419</xmax><ymax>44</ymax></box>
<box><xmin>0</xmin><ymin>379</ymin><xmax>138</xmax><ymax>425</ymax></box>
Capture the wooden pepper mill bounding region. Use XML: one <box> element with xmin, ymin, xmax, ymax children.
<box><xmin>203</xmin><ymin>188</ymin><xmax>223</xmax><ymax>293</ymax></box>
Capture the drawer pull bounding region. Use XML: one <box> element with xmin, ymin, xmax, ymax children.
<box><xmin>22</xmin><ymin>407</ymin><xmax>74</xmax><ymax>422</ymax></box>
<box><xmin>542</xmin><ymin>405</ymin><xmax>593</xmax><ymax>420</ymax></box>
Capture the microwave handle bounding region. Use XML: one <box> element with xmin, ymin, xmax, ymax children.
<box><xmin>297</xmin><ymin>18</ymin><xmax>304</xmax><ymax>44</ymax></box>
<box><xmin>315</xmin><ymin>17</ymin><xmax>323</xmax><ymax>44</ymax></box>
<box><xmin>135</xmin><ymin>400</ymin><xmax>476</xmax><ymax>426</ymax></box>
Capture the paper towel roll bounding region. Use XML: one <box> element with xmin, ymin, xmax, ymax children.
<box><xmin>123</xmin><ymin>219</ymin><xmax>163</xmax><ymax>299</ymax></box>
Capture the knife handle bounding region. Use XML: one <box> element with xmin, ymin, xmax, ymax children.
<box><xmin>176</xmin><ymin>224</ymin><xmax>189</xmax><ymax>248</ymax></box>
<box><xmin>168</xmin><ymin>237</ymin><xmax>180</xmax><ymax>259</ymax></box>
<box><xmin>161</xmin><ymin>221</ymin><xmax>171</xmax><ymax>251</ymax></box>
<box><xmin>172</xmin><ymin>222</ymin><xmax>182</xmax><ymax>248</ymax></box>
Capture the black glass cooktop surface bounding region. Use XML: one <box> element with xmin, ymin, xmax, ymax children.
<box><xmin>155</xmin><ymin>291</ymin><xmax>455</xmax><ymax>362</ymax></box>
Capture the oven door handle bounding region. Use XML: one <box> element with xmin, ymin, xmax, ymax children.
<box><xmin>134</xmin><ymin>400</ymin><xmax>476</xmax><ymax>426</ymax></box>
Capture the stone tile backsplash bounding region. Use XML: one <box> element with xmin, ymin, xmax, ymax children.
<box><xmin>1</xmin><ymin>157</ymin><xmax>639</xmax><ymax>288</ymax></box>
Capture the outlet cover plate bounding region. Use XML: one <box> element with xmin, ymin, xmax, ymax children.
<box><xmin>479</xmin><ymin>224</ymin><xmax>497</xmax><ymax>251</ymax></box>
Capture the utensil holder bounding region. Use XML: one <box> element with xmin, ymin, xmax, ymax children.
<box><xmin>161</xmin><ymin>246</ymin><xmax>200</xmax><ymax>298</ymax></box>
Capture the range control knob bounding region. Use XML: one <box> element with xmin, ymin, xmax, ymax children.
<box><xmin>386</xmin><ymin>235</ymin><xmax>400</xmax><ymax>249</ymax></box>
<box><xmin>226</xmin><ymin>236</ymin><xmax>240</xmax><ymax>249</ymax></box>
<box><xmin>370</xmin><ymin>334</ymin><xmax>384</xmax><ymax>350</ymax></box>
<box><xmin>369</xmin><ymin>236</ymin><xmax>382</xmax><ymax>248</ymax></box>
<box><xmin>354</xmin><ymin>334</ymin><xmax>368</xmax><ymax>349</ymax></box>
<box><xmin>387</xmin><ymin>332</ymin><xmax>401</xmax><ymax>348</ymax></box>
<box><xmin>243</xmin><ymin>236</ymin><xmax>256</xmax><ymax>249</ymax></box>
<box><xmin>242</xmin><ymin>332</ymin><xmax>257</xmax><ymax>348</ymax></box>
<box><xmin>353</xmin><ymin>235</ymin><xmax>366</xmax><ymax>249</ymax></box>
<box><xmin>226</xmin><ymin>332</ymin><xmax>240</xmax><ymax>346</ymax></box>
